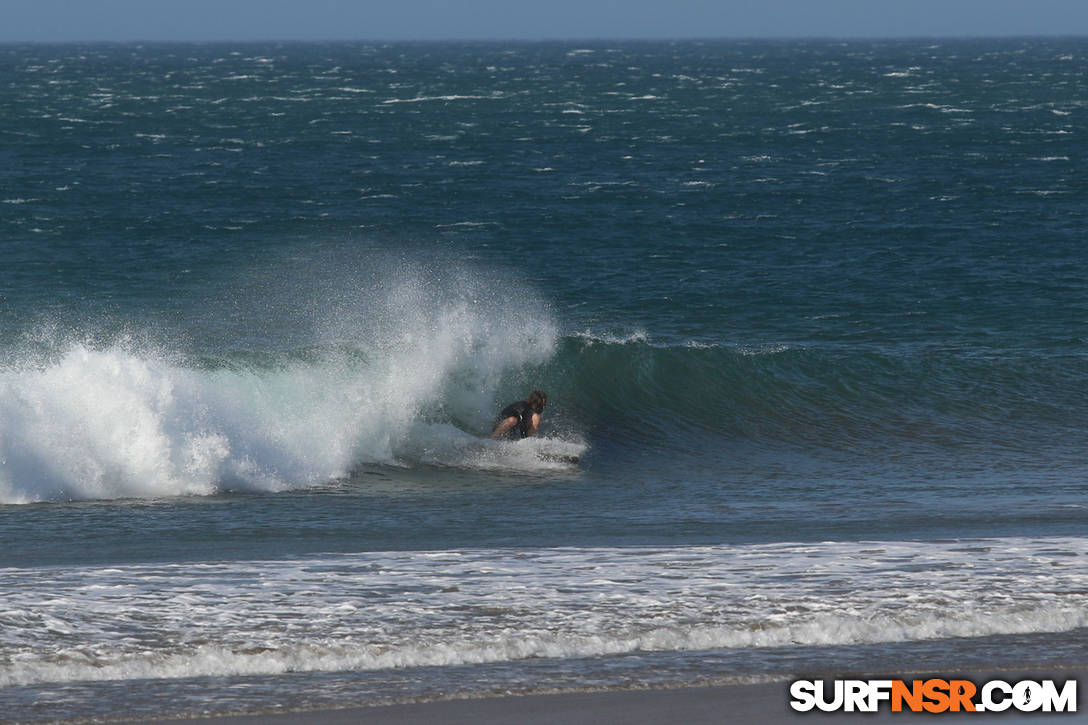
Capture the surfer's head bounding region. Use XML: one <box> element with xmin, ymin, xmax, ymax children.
<box><xmin>528</xmin><ymin>390</ymin><xmax>547</xmax><ymax>414</ymax></box>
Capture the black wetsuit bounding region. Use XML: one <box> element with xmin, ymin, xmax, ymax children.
<box><xmin>496</xmin><ymin>401</ymin><xmax>534</xmax><ymax>439</ymax></box>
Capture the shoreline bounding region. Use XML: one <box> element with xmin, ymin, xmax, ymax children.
<box><xmin>145</xmin><ymin>667</ymin><xmax>1085</xmax><ymax>725</ymax></box>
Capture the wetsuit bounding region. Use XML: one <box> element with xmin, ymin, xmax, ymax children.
<box><xmin>496</xmin><ymin>401</ymin><xmax>534</xmax><ymax>439</ymax></box>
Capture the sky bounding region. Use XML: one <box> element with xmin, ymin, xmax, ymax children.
<box><xmin>2</xmin><ymin>0</ymin><xmax>1088</xmax><ymax>43</ymax></box>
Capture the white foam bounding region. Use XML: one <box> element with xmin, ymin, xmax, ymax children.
<box><xmin>571</xmin><ymin>329</ymin><xmax>650</xmax><ymax>345</ymax></box>
<box><xmin>1</xmin><ymin>537</ymin><xmax>1085</xmax><ymax>687</ymax></box>
<box><xmin>0</xmin><ymin>345</ymin><xmax>388</xmax><ymax>502</ymax></box>
<box><xmin>0</xmin><ymin>264</ymin><xmax>559</xmax><ymax>503</ymax></box>
<box><xmin>400</xmin><ymin>423</ymin><xmax>585</xmax><ymax>472</ymax></box>
<box><xmin>382</xmin><ymin>95</ymin><xmax>496</xmax><ymax>105</ymax></box>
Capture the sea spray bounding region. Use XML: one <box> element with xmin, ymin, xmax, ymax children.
<box><xmin>0</xmin><ymin>258</ymin><xmax>560</xmax><ymax>503</ymax></box>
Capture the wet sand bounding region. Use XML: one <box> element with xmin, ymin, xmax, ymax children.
<box><xmin>150</xmin><ymin>670</ymin><xmax>1083</xmax><ymax>725</ymax></box>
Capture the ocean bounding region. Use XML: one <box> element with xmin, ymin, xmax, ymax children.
<box><xmin>1</xmin><ymin>38</ymin><xmax>1086</xmax><ymax>721</ymax></box>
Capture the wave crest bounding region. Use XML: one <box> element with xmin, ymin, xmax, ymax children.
<box><xmin>0</xmin><ymin>260</ymin><xmax>560</xmax><ymax>503</ymax></box>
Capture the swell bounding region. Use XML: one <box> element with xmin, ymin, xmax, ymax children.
<box><xmin>548</xmin><ymin>334</ymin><xmax>1088</xmax><ymax>458</ymax></box>
<box><xmin>2</xmin><ymin>329</ymin><xmax>1082</xmax><ymax>503</ymax></box>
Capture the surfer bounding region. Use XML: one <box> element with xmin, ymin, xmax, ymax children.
<box><xmin>490</xmin><ymin>390</ymin><xmax>547</xmax><ymax>439</ymax></box>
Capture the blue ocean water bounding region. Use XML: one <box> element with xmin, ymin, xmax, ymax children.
<box><xmin>1</xmin><ymin>39</ymin><xmax>1086</xmax><ymax>721</ymax></box>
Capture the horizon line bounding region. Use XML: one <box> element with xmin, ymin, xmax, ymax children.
<box><xmin>3</xmin><ymin>33</ymin><xmax>1087</xmax><ymax>46</ymax></box>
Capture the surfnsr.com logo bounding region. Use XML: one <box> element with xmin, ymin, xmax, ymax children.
<box><xmin>789</xmin><ymin>678</ymin><xmax>1077</xmax><ymax>713</ymax></box>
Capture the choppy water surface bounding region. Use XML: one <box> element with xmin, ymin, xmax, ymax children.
<box><xmin>1</xmin><ymin>39</ymin><xmax>1086</xmax><ymax>722</ymax></box>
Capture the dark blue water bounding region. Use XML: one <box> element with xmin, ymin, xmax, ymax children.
<box><xmin>1</xmin><ymin>39</ymin><xmax>1086</xmax><ymax>722</ymax></box>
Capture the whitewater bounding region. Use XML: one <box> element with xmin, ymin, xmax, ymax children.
<box><xmin>2</xmin><ymin>38</ymin><xmax>1086</xmax><ymax>722</ymax></box>
<box><xmin>4</xmin><ymin>539</ymin><xmax>1087</xmax><ymax>690</ymax></box>
<box><xmin>0</xmin><ymin>259</ymin><xmax>570</xmax><ymax>503</ymax></box>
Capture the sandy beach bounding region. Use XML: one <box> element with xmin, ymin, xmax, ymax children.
<box><xmin>148</xmin><ymin>670</ymin><xmax>1084</xmax><ymax>725</ymax></box>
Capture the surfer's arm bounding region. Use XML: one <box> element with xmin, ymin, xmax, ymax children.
<box><xmin>490</xmin><ymin>416</ymin><xmax>519</xmax><ymax>439</ymax></box>
<box><xmin>525</xmin><ymin>412</ymin><xmax>542</xmax><ymax>437</ymax></box>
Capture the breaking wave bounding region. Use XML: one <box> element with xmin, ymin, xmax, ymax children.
<box><xmin>0</xmin><ymin>259</ymin><xmax>562</xmax><ymax>503</ymax></box>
